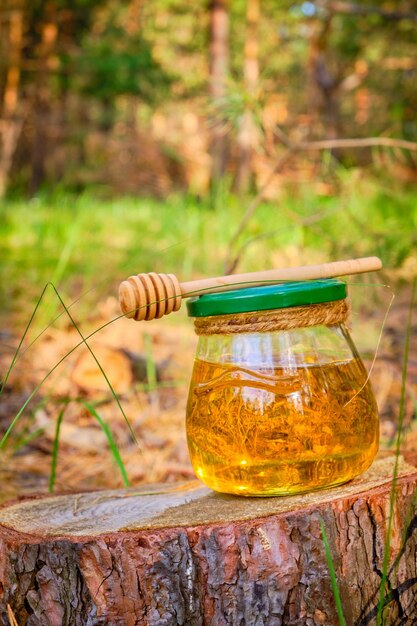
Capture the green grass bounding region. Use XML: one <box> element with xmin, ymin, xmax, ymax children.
<box><xmin>1</xmin><ymin>172</ymin><xmax>417</xmax><ymax>328</ymax></box>
<box><xmin>83</xmin><ymin>401</ymin><xmax>130</xmax><ymax>487</ymax></box>
<box><xmin>47</xmin><ymin>399</ymin><xmax>130</xmax><ymax>492</ymax></box>
<box><xmin>143</xmin><ymin>333</ymin><xmax>158</xmax><ymax>393</ymax></box>
<box><xmin>320</xmin><ymin>519</ymin><xmax>346</xmax><ymax>626</ymax></box>
<box><xmin>49</xmin><ymin>403</ymin><xmax>67</xmax><ymax>493</ymax></box>
<box><xmin>0</xmin><ymin>282</ymin><xmax>137</xmax><ymax>449</ymax></box>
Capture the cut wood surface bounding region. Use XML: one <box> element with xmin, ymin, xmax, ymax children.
<box><xmin>1</xmin><ymin>453</ymin><xmax>417</xmax><ymax>626</ymax></box>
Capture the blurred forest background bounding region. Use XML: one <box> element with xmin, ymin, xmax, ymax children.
<box><xmin>1</xmin><ymin>0</ymin><xmax>417</xmax><ymax>498</ymax></box>
<box><xmin>1</xmin><ymin>0</ymin><xmax>417</xmax><ymax>198</ymax></box>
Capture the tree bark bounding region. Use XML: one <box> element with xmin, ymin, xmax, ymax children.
<box><xmin>209</xmin><ymin>0</ymin><xmax>229</xmax><ymax>190</ymax></box>
<box><xmin>1</xmin><ymin>453</ymin><xmax>417</xmax><ymax>625</ymax></box>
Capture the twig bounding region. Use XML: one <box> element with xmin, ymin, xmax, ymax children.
<box><xmin>299</xmin><ymin>137</ymin><xmax>417</xmax><ymax>152</ymax></box>
<box><xmin>224</xmin><ymin>149</ymin><xmax>294</xmax><ymax>272</ymax></box>
<box><xmin>224</xmin><ymin>133</ymin><xmax>417</xmax><ymax>273</ymax></box>
<box><xmin>226</xmin><ymin>205</ymin><xmax>342</xmax><ymax>274</ymax></box>
<box><xmin>316</xmin><ymin>0</ymin><xmax>417</xmax><ymax>22</ymax></box>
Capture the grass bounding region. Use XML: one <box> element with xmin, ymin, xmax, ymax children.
<box><xmin>0</xmin><ymin>282</ymin><xmax>137</xmax><ymax>449</ymax></box>
<box><xmin>320</xmin><ymin>519</ymin><xmax>346</xmax><ymax>626</ymax></box>
<box><xmin>1</xmin><ymin>171</ymin><xmax>417</xmax><ymax>327</ymax></box>
<box><xmin>143</xmin><ymin>333</ymin><xmax>158</xmax><ymax>393</ymax></box>
<box><xmin>49</xmin><ymin>402</ymin><xmax>67</xmax><ymax>492</ymax></box>
<box><xmin>83</xmin><ymin>400</ymin><xmax>130</xmax><ymax>487</ymax></box>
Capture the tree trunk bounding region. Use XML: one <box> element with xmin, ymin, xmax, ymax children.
<box><xmin>127</xmin><ymin>0</ymin><xmax>144</xmax><ymax>33</ymax></box>
<box><xmin>307</xmin><ymin>15</ymin><xmax>341</xmax><ymax>147</ymax></box>
<box><xmin>234</xmin><ymin>0</ymin><xmax>259</xmax><ymax>195</ymax></box>
<box><xmin>0</xmin><ymin>1</ymin><xmax>24</xmax><ymax>198</ymax></box>
<box><xmin>30</xmin><ymin>15</ymin><xmax>58</xmax><ymax>193</ymax></box>
<box><xmin>209</xmin><ymin>0</ymin><xmax>229</xmax><ymax>191</ymax></box>
<box><xmin>1</xmin><ymin>453</ymin><xmax>417</xmax><ymax>625</ymax></box>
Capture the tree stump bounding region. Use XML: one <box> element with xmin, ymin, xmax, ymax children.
<box><xmin>1</xmin><ymin>453</ymin><xmax>417</xmax><ymax>626</ymax></box>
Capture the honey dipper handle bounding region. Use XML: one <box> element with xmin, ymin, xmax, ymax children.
<box><xmin>179</xmin><ymin>256</ymin><xmax>383</xmax><ymax>297</ymax></box>
<box><xmin>119</xmin><ymin>257</ymin><xmax>382</xmax><ymax>320</ymax></box>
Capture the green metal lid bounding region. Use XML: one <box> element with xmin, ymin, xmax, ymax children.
<box><xmin>186</xmin><ymin>279</ymin><xmax>347</xmax><ymax>317</ymax></box>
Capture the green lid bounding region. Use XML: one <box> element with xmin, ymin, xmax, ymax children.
<box><xmin>186</xmin><ymin>279</ymin><xmax>347</xmax><ymax>317</ymax></box>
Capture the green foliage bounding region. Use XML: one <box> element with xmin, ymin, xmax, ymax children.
<box><xmin>78</xmin><ymin>24</ymin><xmax>172</xmax><ymax>103</ymax></box>
<box><xmin>3</xmin><ymin>0</ymin><xmax>417</xmax><ymax>194</ymax></box>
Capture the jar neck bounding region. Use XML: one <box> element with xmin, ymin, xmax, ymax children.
<box><xmin>193</xmin><ymin>298</ymin><xmax>350</xmax><ymax>336</ymax></box>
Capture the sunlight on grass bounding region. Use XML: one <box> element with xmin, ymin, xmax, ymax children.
<box><xmin>1</xmin><ymin>174</ymin><xmax>416</xmax><ymax>326</ymax></box>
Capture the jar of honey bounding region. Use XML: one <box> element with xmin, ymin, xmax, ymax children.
<box><xmin>186</xmin><ymin>279</ymin><xmax>379</xmax><ymax>496</ymax></box>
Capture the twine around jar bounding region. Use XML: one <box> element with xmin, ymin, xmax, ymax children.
<box><xmin>193</xmin><ymin>298</ymin><xmax>351</xmax><ymax>335</ymax></box>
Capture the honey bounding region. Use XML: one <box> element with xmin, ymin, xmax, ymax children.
<box><xmin>186</xmin><ymin>357</ymin><xmax>379</xmax><ymax>496</ymax></box>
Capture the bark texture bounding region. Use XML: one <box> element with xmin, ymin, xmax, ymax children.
<box><xmin>1</xmin><ymin>454</ymin><xmax>417</xmax><ymax>626</ymax></box>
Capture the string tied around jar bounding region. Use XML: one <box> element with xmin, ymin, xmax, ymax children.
<box><xmin>193</xmin><ymin>298</ymin><xmax>351</xmax><ymax>335</ymax></box>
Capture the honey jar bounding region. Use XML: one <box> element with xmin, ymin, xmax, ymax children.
<box><xmin>186</xmin><ymin>279</ymin><xmax>379</xmax><ymax>496</ymax></box>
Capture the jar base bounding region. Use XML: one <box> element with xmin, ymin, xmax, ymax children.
<box><xmin>193</xmin><ymin>448</ymin><xmax>377</xmax><ymax>497</ymax></box>
<box><xmin>205</xmin><ymin>476</ymin><xmax>353</xmax><ymax>497</ymax></box>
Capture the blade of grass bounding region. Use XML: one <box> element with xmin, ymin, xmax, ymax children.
<box><xmin>0</xmin><ymin>310</ymin><xmax>128</xmax><ymax>449</ymax></box>
<box><xmin>3</xmin><ymin>276</ymin><xmax>390</xmax><ymax>387</ymax></box>
<box><xmin>49</xmin><ymin>284</ymin><xmax>138</xmax><ymax>446</ymax></box>
<box><xmin>0</xmin><ymin>282</ymin><xmax>50</xmax><ymax>393</ymax></box>
<box><xmin>389</xmin><ymin>486</ymin><xmax>417</xmax><ymax>582</ymax></box>
<box><xmin>36</xmin><ymin>215</ymin><xmax>81</xmax><ymax>330</ymax></box>
<box><xmin>49</xmin><ymin>403</ymin><xmax>68</xmax><ymax>493</ymax></box>
<box><xmin>319</xmin><ymin>518</ymin><xmax>346</xmax><ymax>626</ymax></box>
<box><xmin>83</xmin><ymin>401</ymin><xmax>130</xmax><ymax>487</ymax></box>
<box><xmin>343</xmin><ymin>283</ymin><xmax>395</xmax><ymax>408</ymax></box>
<box><xmin>144</xmin><ymin>333</ymin><xmax>158</xmax><ymax>392</ymax></box>
<box><xmin>0</xmin><ymin>282</ymin><xmax>138</xmax><ymax>448</ymax></box>
<box><xmin>376</xmin><ymin>277</ymin><xmax>417</xmax><ymax>626</ymax></box>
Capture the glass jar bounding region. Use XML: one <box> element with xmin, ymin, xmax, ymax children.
<box><xmin>185</xmin><ymin>279</ymin><xmax>379</xmax><ymax>496</ymax></box>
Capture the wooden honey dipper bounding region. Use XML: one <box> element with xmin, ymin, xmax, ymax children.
<box><xmin>119</xmin><ymin>256</ymin><xmax>382</xmax><ymax>321</ymax></box>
